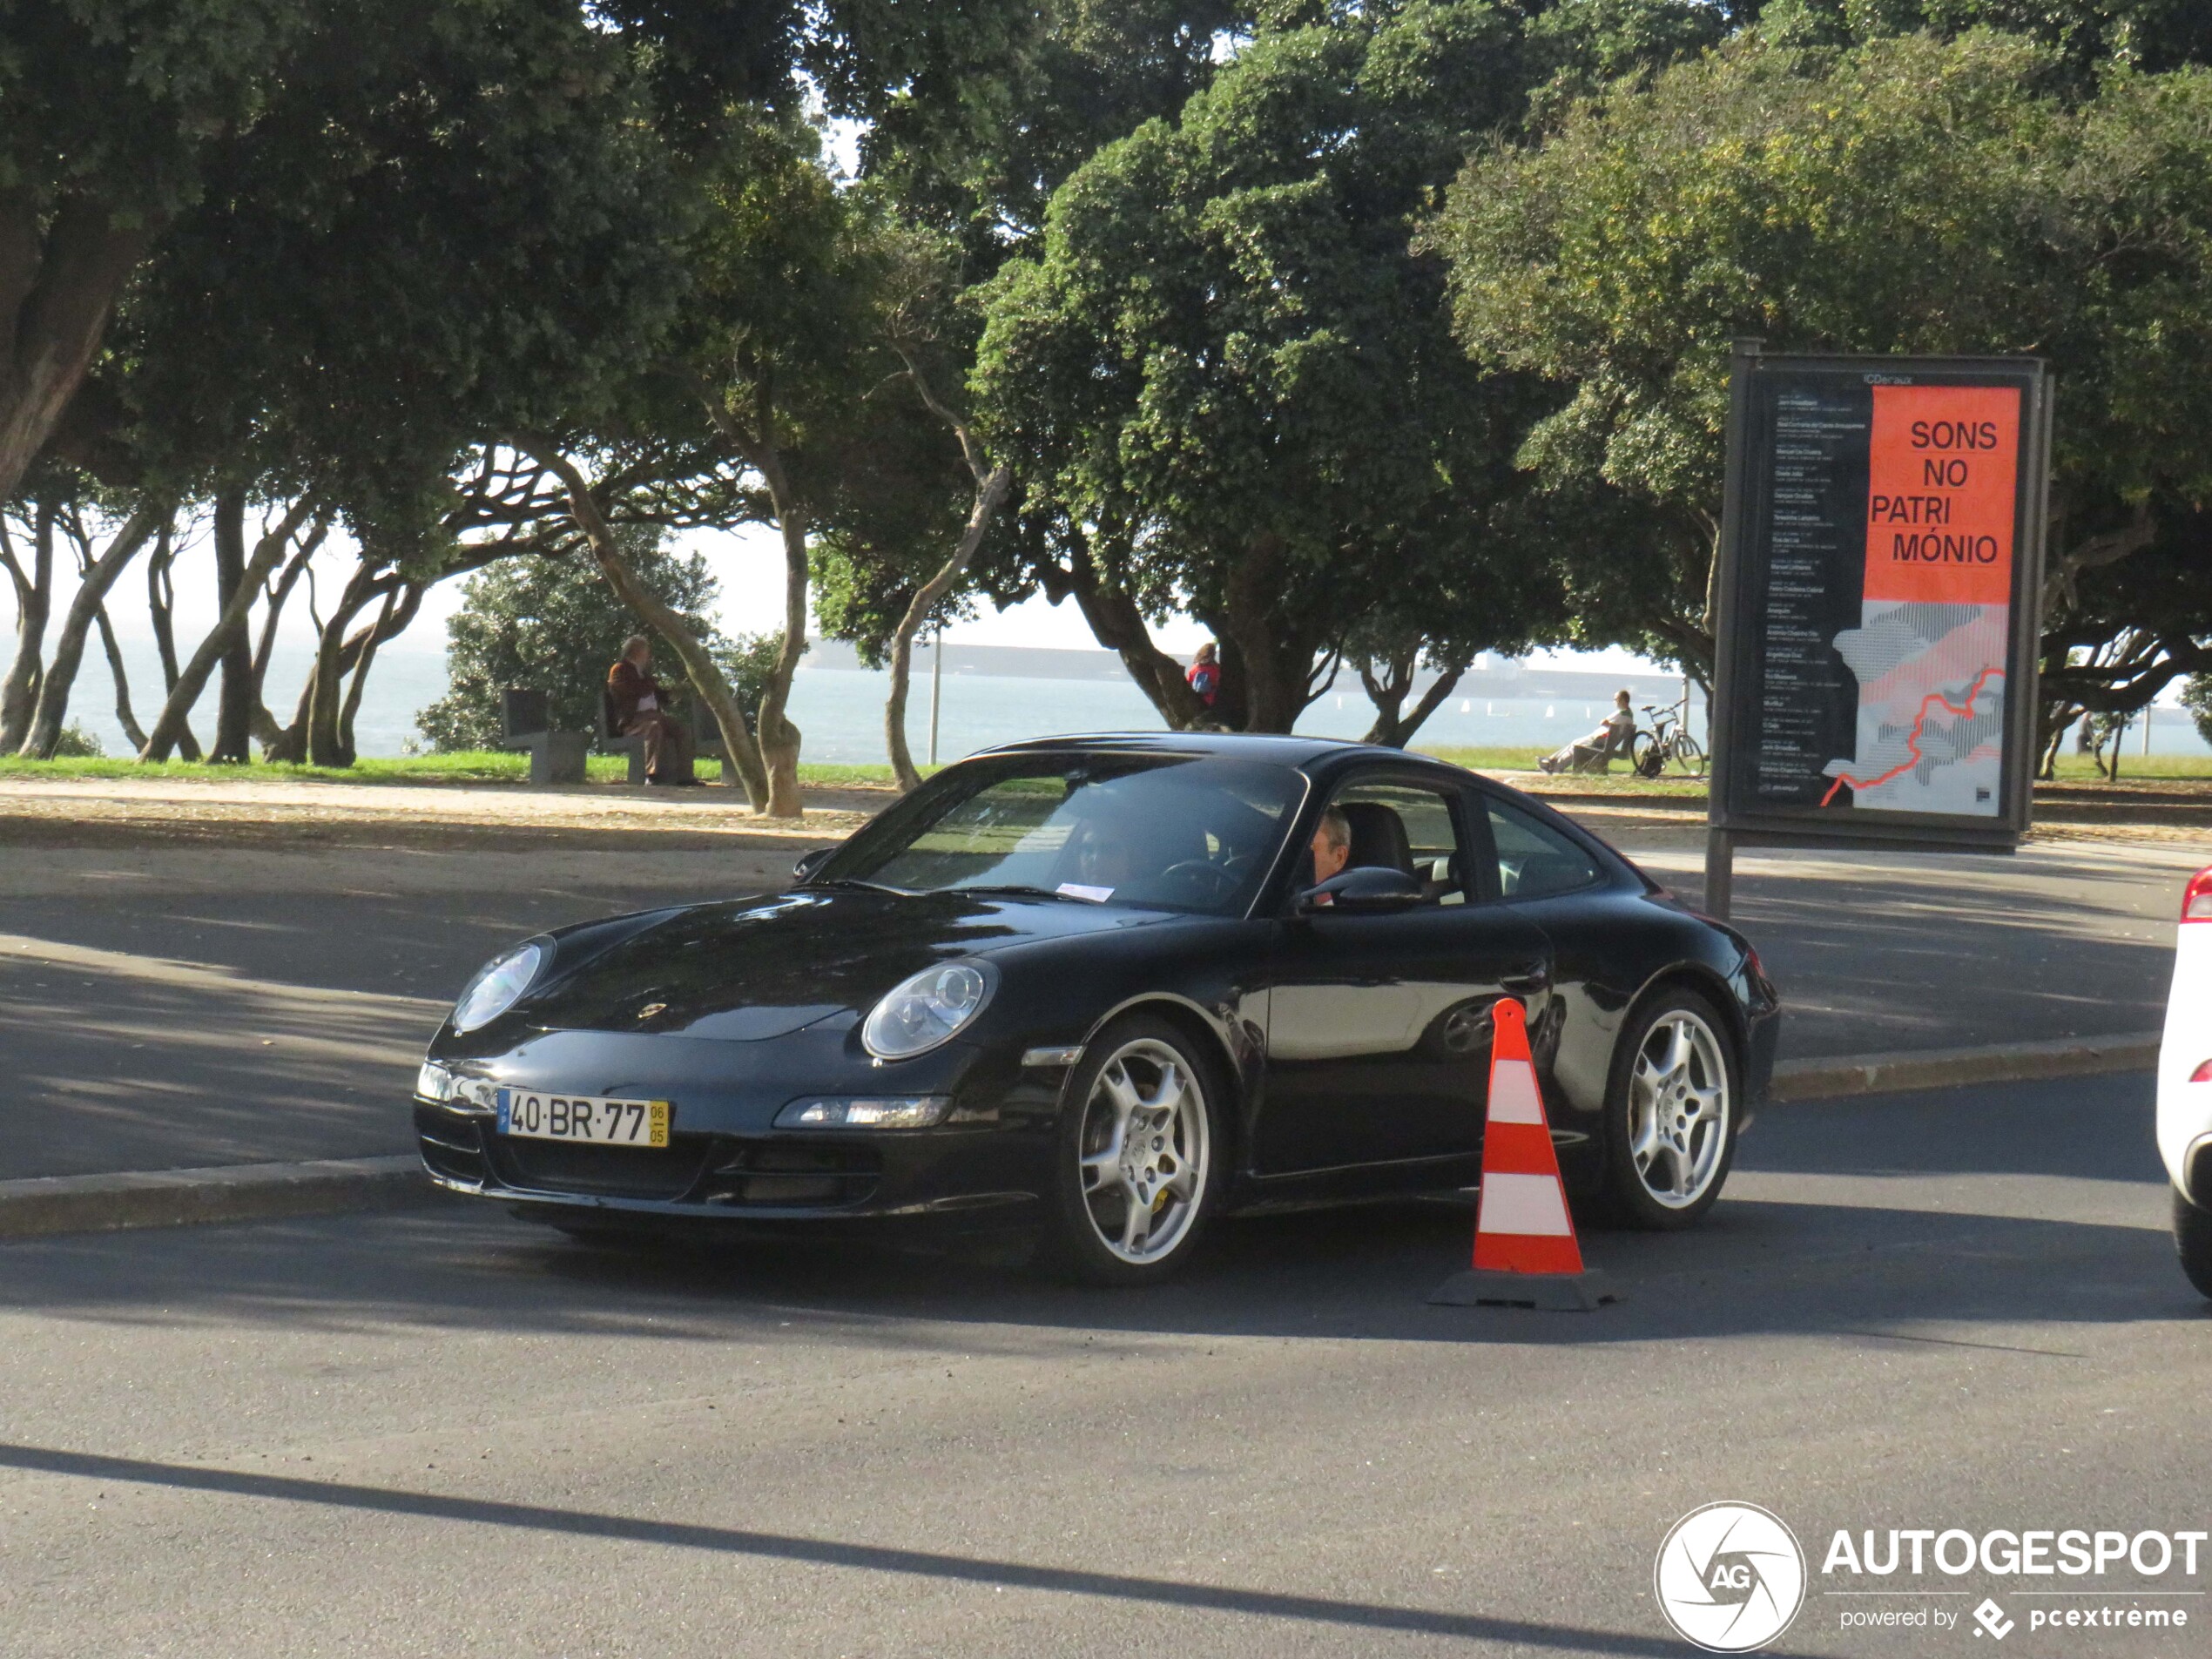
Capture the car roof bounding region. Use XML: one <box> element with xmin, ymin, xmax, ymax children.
<box><xmin>973</xmin><ymin>731</ymin><xmax>1408</xmax><ymax>770</ymax></box>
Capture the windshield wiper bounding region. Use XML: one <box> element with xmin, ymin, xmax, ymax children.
<box><xmin>961</xmin><ymin>883</ymin><xmax>1096</xmax><ymax>903</ymax></box>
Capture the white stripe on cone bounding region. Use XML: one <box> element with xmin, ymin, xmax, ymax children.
<box><xmin>1488</xmin><ymin>1058</ymin><xmax>1545</xmax><ymax>1124</ymax></box>
<box><xmin>1475</xmin><ymin>1172</ymin><xmax>1575</xmax><ymax>1238</ymax></box>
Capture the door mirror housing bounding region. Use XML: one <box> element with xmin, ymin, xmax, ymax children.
<box><xmin>792</xmin><ymin>847</ymin><xmax>835</xmax><ymax>884</ymax></box>
<box><xmin>1295</xmin><ymin>866</ymin><xmax>1423</xmax><ymax>915</ymax></box>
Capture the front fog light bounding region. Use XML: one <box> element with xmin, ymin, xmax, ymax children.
<box><xmin>416</xmin><ymin>1062</ymin><xmax>456</xmax><ymax>1102</ymax></box>
<box><xmin>775</xmin><ymin>1096</ymin><xmax>952</xmax><ymax>1130</ymax></box>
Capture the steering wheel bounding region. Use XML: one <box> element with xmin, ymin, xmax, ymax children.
<box><xmin>1155</xmin><ymin>859</ymin><xmax>1241</xmax><ymax>907</ymax></box>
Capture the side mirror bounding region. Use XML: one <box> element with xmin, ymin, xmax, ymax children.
<box><xmin>792</xmin><ymin>847</ymin><xmax>835</xmax><ymax>884</ymax></box>
<box><xmin>1295</xmin><ymin>866</ymin><xmax>1423</xmax><ymax>915</ymax></box>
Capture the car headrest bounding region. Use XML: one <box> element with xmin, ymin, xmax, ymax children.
<box><xmin>1339</xmin><ymin>801</ymin><xmax>1414</xmax><ymax>877</ymax></box>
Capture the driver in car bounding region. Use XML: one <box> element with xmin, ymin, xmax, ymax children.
<box><xmin>1307</xmin><ymin>805</ymin><xmax>1352</xmax><ymax>900</ymax></box>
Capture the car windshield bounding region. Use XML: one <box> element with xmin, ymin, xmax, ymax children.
<box><xmin>821</xmin><ymin>754</ymin><xmax>1305</xmax><ymax>916</ymax></box>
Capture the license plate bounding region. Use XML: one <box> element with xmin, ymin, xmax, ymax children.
<box><xmin>496</xmin><ymin>1089</ymin><xmax>671</xmax><ymax>1148</ymax></box>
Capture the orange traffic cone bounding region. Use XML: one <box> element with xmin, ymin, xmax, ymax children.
<box><xmin>1429</xmin><ymin>998</ymin><xmax>1617</xmax><ymax>1311</ymax></box>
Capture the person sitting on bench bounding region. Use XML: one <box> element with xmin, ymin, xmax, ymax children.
<box><xmin>1539</xmin><ymin>690</ymin><xmax>1636</xmax><ymax>775</ymax></box>
<box><xmin>606</xmin><ymin>635</ymin><xmax>698</xmax><ymax>786</ymax></box>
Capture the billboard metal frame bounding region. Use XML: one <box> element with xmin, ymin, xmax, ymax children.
<box><xmin>1704</xmin><ymin>342</ymin><xmax>2054</xmax><ymax>887</ymax></box>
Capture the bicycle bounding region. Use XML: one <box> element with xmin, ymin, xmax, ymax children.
<box><xmin>1632</xmin><ymin>701</ymin><xmax>1707</xmax><ymax>779</ymax></box>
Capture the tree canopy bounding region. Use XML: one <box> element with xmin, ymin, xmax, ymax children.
<box><xmin>1428</xmin><ymin>29</ymin><xmax>2212</xmax><ymax>713</ymax></box>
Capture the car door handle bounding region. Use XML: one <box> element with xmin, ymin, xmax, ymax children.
<box><xmin>1500</xmin><ymin>967</ymin><xmax>1550</xmax><ymax>994</ymax></box>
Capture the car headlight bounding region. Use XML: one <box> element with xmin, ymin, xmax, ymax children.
<box><xmin>860</xmin><ymin>961</ymin><xmax>993</xmax><ymax>1060</ymax></box>
<box><xmin>451</xmin><ymin>942</ymin><xmax>545</xmax><ymax>1034</ymax></box>
<box><xmin>774</xmin><ymin>1096</ymin><xmax>951</xmax><ymax>1130</ymax></box>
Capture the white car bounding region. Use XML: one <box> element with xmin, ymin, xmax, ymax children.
<box><xmin>2161</xmin><ymin>865</ymin><xmax>2212</xmax><ymax>1296</ymax></box>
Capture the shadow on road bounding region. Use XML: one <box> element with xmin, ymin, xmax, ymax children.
<box><xmin>0</xmin><ymin>1440</ymin><xmax>1682</xmax><ymax>1655</ymax></box>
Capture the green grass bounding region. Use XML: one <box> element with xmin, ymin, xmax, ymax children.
<box><xmin>2043</xmin><ymin>752</ymin><xmax>2212</xmax><ymax>781</ymax></box>
<box><xmin>0</xmin><ymin>751</ymin><xmax>910</xmax><ymax>789</ymax></box>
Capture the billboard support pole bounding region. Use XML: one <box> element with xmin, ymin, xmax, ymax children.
<box><xmin>1703</xmin><ymin>826</ymin><xmax>1735</xmax><ymax>923</ymax></box>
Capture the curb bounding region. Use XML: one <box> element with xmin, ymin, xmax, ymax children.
<box><xmin>1770</xmin><ymin>1031</ymin><xmax>2161</xmax><ymax>1103</ymax></box>
<box><xmin>0</xmin><ymin>1154</ymin><xmax>435</xmax><ymax>1242</ymax></box>
<box><xmin>0</xmin><ymin>1032</ymin><xmax>2166</xmax><ymax>1242</ymax></box>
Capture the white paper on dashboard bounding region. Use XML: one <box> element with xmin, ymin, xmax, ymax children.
<box><xmin>1055</xmin><ymin>883</ymin><xmax>1114</xmax><ymax>903</ymax></box>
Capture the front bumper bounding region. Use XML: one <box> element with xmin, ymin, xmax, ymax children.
<box><xmin>415</xmin><ymin>1098</ymin><xmax>1054</xmax><ymax>1231</ymax></box>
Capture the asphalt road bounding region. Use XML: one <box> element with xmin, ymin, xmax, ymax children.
<box><xmin>0</xmin><ymin>1071</ymin><xmax>2203</xmax><ymax>1657</ymax></box>
<box><xmin>0</xmin><ymin>831</ymin><xmax>2192</xmax><ymax>1178</ymax></box>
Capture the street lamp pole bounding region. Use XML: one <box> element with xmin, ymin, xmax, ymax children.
<box><xmin>928</xmin><ymin>626</ymin><xmax>943</xmax><ymax>768</ymax></box>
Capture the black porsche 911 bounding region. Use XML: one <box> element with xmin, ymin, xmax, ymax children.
<box><xmin>415</xmin><ymin>734</ymin><xmax>1780</xmax><ymax>1283</ymax></box>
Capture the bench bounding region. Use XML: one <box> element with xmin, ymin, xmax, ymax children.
<box><xmin>599</xmin><ymin>688</ymin><xmax>736</xmax><ymax>786</ymax></box>
<box><xmin>499</xmin><ymin>689</ymin><xmax>589</xmax><ymax>786</ymax></box>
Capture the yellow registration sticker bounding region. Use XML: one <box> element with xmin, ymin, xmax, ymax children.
<box><xmin>496</xmin><ymin>1090</ymin><xmax>671</xmax><ymax>1148</ymax></box>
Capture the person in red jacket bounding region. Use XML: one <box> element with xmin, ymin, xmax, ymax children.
<box><xmin>1186</xmin><ymin>642</ymin><xmax>1221</xmax><ymax>709</ymax></box>
<box><xmin>606</xmin><ymin>635</ymin><xmax>698</xmax><ymax>786</ymax></box>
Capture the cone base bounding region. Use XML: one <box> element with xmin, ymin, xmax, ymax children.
<box><xmin>1427</xmin><ymin>1269</ymin><xmax>1618</xmax><ymax>1312</ymax></box>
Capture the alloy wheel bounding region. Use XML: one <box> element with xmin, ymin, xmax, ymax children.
<box><xmin>1076</xmin><ymin>1037</ymin><xmax>1211</xmax><ymax>1264</ymax></box>
<box><xmin>1627</xmin><ymin>1009</ymin><xmax>1730</xmax><ymax>1208</ymax></box>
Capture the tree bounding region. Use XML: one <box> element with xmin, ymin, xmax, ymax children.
<box><xmin>974</xmin><ymin>4</ymin><xmax>1561</xmax><ymax>732</ymax></box>
<box><xmin>415</xmin><ymin>530</ymin><xmax>765</xmax><ymax>752</ymax></box>
<box><xmin>2183</xmin><ymin>671</ymin><xmax>2212</xmax><ymax>747</ymax></box>
<box><xmin>664</xmin><ymin>111</ymin><xmax>896</xmax><ymax>814</ymax></box>
<box><xmin>1429</xmin><ymin>32</ymin><xmax>2212</xmax><ymax>709</ymax></box>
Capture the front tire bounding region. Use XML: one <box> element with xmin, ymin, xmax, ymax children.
<box><xmin>1041</xmin><ymin>1015</ymin><xmax>1224</xmax><ymax>1285</ymax></box>
<box><xmin>1600</xmin><ymin>990</ymin><xmax>1738</xmax><ymax>1229</ymax></box>
<box><xmin>1629</xmin><ymin>732</ymin><xmax>1662</xmax><ymax>779</ymax></box>
<box><xmin>2175</xmin><ymin>1189</ymin><xmax>2212</xmax><ymax>1298</ymax></box>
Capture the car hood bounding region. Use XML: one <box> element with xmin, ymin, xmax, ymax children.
<box><xmin>514</xmin><ymin>886</ymin><xmax>1175</xmax><ymax>1040</ymax></box>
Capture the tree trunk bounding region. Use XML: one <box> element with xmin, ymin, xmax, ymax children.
<box><xmin>208</xmin><ymin>489</ymin><xmax>256</xmax><ymax>762</ymax></box>
<box><xmin>18</xmin><ymin>502</ymin><xmax>160</xmax><ymax>757</ymax></box>
<box><xmin>0</xmin><ymin>191</ymin><xmax>158</xmax><ymax>511</ymax></box>
<box><xmin>334</xmin><ymin>589</ymin><xmax>397</xmax><ymax>767</ymax></box>
<box><xmin>248</xmin><ymin>531</ymin><xmax>320</xmax><ymax>754</ymax></box>
<box><xmin>523</xmin><ymin>441</ymin><xmax>773</xmax><ymax>807</ymax></box>
<box><xmin>1359</xmin><ymin>652</ymin><xmax>1468</xmax><ymax>748</ymax></box>
<box><xmin>749</xmin><ymin>445</ymin><xmax>808</xmax><ymax>818</ymax></box>
<box><xmin>0</xmin><ymin>499</ymin><xmax>54</xmax><ymax>752</ymax></box>
<box><xmin>334</xmin><ymin>582</ymin><xmax>421</xmax><ymax>766</ymax></box>
<box><xmin>881</xmin><ymin>352</ymin><xmax>1012</xmax><ymax>793</ymax></box>
<box><xmin>139</xmin><ymin>497</ymin><xmax>316</xmax><ymax>761</ymax></box>
<box><xmin>304</xmin><ymin>563</ymin><xmax>390</xmax><ymax>768</ymax></box>
<box><xmin>1217</xmin><ymin>537</ymin><xmax>1323</xmax><ymax>733</ymax></box>
<box><xmin>1059</xmin><ymin>532</ymin><xmax>1210</xmax><ymax>730</ymax></box>
<box><xmin>145</xmin><ymin>522</ymin><xmax>201</xmax><ymax>761</ymax></box>
<box><xmin>93</xmin><ymin>601</ymin><xmax>147</xmax><ymax>752</ymax></box>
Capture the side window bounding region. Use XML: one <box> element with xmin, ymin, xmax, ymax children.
<box><xmin>1485</xmin><ymin>797</ymin><xmax>1601</xmax><ymax>900</ymax></box>
<box><xmin>1322</xmin><ymin>779</ymin><xmax>1472</xmax><ymax>906</ymax></box>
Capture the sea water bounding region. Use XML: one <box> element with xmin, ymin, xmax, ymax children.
<box><xmin>55</xmin><ymin>642</ymin><xmax>2212</xmax><ymax>764</ymax></box>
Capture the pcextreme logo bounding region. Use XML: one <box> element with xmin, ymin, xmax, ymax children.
<box><xmin>1655</xmin><ymin>1502</ymin><xmax>1809</xmax><ymax>1653</ymax></box>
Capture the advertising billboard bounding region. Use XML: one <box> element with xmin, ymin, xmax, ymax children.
<box><xmin>1708</xmin><ymin>346</ymin><xmax>2054</xmax><ymax>850</ymax></box>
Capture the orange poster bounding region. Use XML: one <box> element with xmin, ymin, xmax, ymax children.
<box><xmin>1863</xmin><ymin>384</ymin><xmax>2020</xmax><ymax>606</ymax></box>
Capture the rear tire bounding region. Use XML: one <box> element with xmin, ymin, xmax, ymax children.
<box><xmin>1039</xmin><ymin>1015</ymin><xmax>1225</xmax><ymax>1286</ymax></box>
<box><xmin>2175</xmin><ymin>1189</ymin><xmax>2212</xmax><ymax>1298</ymax></box>
<box><xmin>1600</xmin><ymin>989</ymin><xmax>1738</xmax><ymax>1230</ymax></box>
